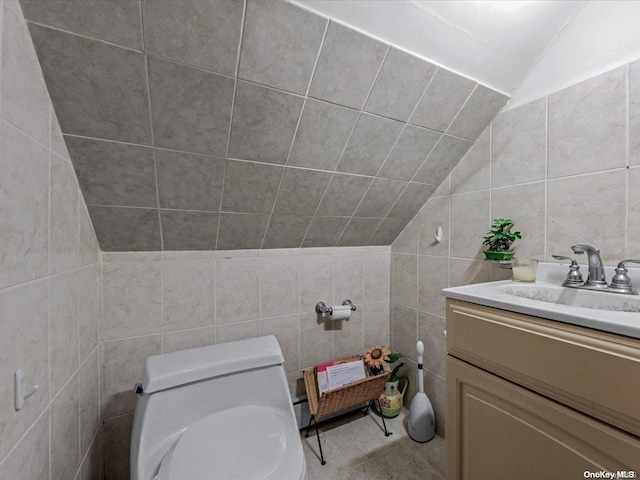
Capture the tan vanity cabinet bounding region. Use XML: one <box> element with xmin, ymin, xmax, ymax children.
<box><xmin>446</xmin><ymin>299</ymin><xmax>640</xmax><ymax>479</ymax></box>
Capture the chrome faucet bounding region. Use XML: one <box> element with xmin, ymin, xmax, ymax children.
<box><xmin>554</xmin><ymin>245</ymin><xmax>640</xmax><ymax>295</ymax></box>
<box><xmin>571</xmin><ymin>244</ymin><xmax>607</xmax><ymax>286</ymax></box>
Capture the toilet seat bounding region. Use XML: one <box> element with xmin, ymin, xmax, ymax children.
<box><xmin>157</xmin><ymin>405</ymin><xmax>305</xmax><ymax>480</ymax></box>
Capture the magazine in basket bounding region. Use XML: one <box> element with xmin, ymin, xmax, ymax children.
<box><xmin>315</xmin><ymin>355</ymin><xmax>365</xmax><ymax>395</ymax></box>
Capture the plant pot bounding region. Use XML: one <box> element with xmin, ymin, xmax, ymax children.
<box><xmin>483</xmin><ymin>250</ymin><xmax>515</xmax><ymax>261</ymax></box>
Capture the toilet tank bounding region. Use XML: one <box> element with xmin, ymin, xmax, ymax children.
<box><xmin>130</xmin><ymin>336</ymin><xmax>294</xmax><ymax>480</ymax></box>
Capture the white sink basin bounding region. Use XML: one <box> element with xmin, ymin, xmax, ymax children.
<box><xmin>497</xmin><ymin>284</ymin><xmax>640</xmax><ymax>313</ymax></box>
<box><xmin>442</xmin><ymin>262</ymin><xmax>640</xmax><ymax>339</ymax></box>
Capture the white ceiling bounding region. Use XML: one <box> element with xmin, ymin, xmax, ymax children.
<box><xmin>291</xmin><ymin>1</ymin><xmax>640</xmax><ymax>109</ymax></box>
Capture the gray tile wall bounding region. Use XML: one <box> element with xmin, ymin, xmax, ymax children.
<box><xmin>99</xmin><ymin>246</ymin><xmax>390</xmax><ymax>476</ymax></box>
<box><xmin>20</xmin><ymin>0</ymin><xmax>508</xmax><ymax>252</ymax></box>
<box><xmin>390</xmin><ymin>60</ymin><xmax>640</xmax><ymax>437</ymax></box>
<box><xmin>0</xmin><ymin>2</ymin><xmax>101</xmax><ymax>479</ymax></box>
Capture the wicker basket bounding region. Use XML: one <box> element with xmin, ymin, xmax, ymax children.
<box><xmin>303</xmin><ymin>363</ymin><xmax>390</xmax><ymax>421</ymax></box>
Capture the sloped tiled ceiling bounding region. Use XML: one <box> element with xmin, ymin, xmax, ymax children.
<box><xmin>20</xmin><ymin>0</ymin><xmax>508</xmax><ymax>251</ymax></box>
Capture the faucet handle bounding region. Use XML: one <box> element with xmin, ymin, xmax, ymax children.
<box><xmin>552</xmin><ymin>255</ymin><xmax>584</xmax><ymax>286</ymax></box>
<box><xmin>617</xmin><ymin>259</ymin><xmax>640</xmax><ymax>270</ymax></box>
<box><xmin>609</xmin><ymin>259</ymin><xmax>640</xmax><ymax>294</ymax></box>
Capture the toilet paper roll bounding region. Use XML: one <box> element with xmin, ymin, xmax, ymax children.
<box><xmin>329</xmin><ymin>305</ymin><xmax>351</xmax><ymax>321</ymax></box>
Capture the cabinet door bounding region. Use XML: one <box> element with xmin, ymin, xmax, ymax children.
<box><xmin>446</xmin><ymin>356</ymin><xmax>640</xmax><ymax>480</ymax></box>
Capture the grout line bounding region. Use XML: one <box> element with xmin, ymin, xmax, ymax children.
<box><xmin>444</xmin><ymin>81</ymin><xmax>479</xmax><ymax>136</ymax></box>
<box><xmin>332</xmin><ymin>45</ymin><xmax>392</xmax><ymax>247</ymax></box>
<box><xmin>141</xmin><ymin>29</ymin><xmax>165</xmax><ymax>252</ymax></box>
<box><xmin>544</xmin><ymin>95</ymin><xmax>549</xmax><ymax>261</ymax></box>
<box><xmin>25</xmin><ymin>20</ymin><xmax>144</xmax><ymax>53</ymax></box>
<box><xmin>60</xmin><ymin>131</ymin><xmax>439</xmax><ymax>185</ymax></box>
<box><xmin>213</xmin><ymin>161</ymin><xmax>229</xmax><ymax>251</ymax></box>
<box><xmin>626</xmin><ymin>63</ymin><xmax>630</xmax><ymax>258</ymax></box>
<box><xmin>160</xmin><ymin>257</ymin><xmax>165</xmax><ymax>352</ymax></box>
<box><xmin>0</xmin><ymin>0</ymin><xmax>3</xmax><ymax>113</ymax></box>
<box><xmin>282</xmin><ymin>14</ymin><xmax>329</xmax><ymax>169</ymax></box>
<box><xmin>488</xmin><ymin>123</ymin><xmax>493</xmax><ymax>228</ymax></box>
<box><xmin>234</xmin><ymin>1</ymin><xmax>247</xmax><ymax>78</ymax></box>
<box><xmin>256</xmin><ymin>2</ymin><xmax>322</xmax><ymax>253</ymax></box>
<box><xmin>225</xmin><ymin>0</ymin><xmax>246</xmax><ymax>159</ymax></box>
<box><xmin>258</xmin><ymin>166</ymin><xmax>287</xmax><ymax>249</ymax></box>
<box><xmin>366</xmin><ymin>67</ymin><xmax>440</xmax><ymax>245</ymax></box>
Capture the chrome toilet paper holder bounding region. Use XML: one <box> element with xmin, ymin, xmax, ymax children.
<box><xmin>315</xmin><ymin>299</ymin><xmax>356</xmax><ymax>315</ymax></box>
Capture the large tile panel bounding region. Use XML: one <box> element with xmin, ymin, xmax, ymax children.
<box><xmin>410</xmin><ymin>68</ymin><xmax>476</xmax><ymax>132</ymax></box>
<box><xmin>387</xmin><ymin>183</ymin><xmax>436</xmax><ymax>220</ymax></box>
<box><xmin>491</xmin><ymin>182</ymin><xmax>546</xmax><ymax>259</ymax></box>
<box><xmin>0</xmin><ymin>408</ymin><xmax>49</xmax><ymax>480</ymax></box>
<box><xmin>364</xmin><ymin>48</ymin><xmax>436</xmax><ymax>122</ymax></box>
<box><xmin>0</xmin><ymin>120</ymin><xmax>49</xmax><ymax>289</ymax></box>
<box><xmin>262</xmin><ymin>215</ymin><xmax>313</xmax><ymax>249</ymax></box>
<box><xmin>1</xmin><ymin>0</ymin><xmax>50</xmax><ymax>144</ymax></box>
<box><xmin>492</xmin><ymin>98</ymin><xmax>546</xmax><ymax>187</ymax></box>
<box><xmin>316</xmin><ymin>174</ymin><xmax>373</xmax><ymax>217</ymax></box>
<box><xmin>287</xmin><ymin>99</ymin><xmax>359</xmax><ymax>171</ymax></box>
<box><xmin>0</xmin><ymin>279</ymin><xmax>49</xmax><ymax>461</ymax></box>
<box><xmin>160</xmin><ymin>210</ymin><xmax>219</xmax><ymax>251</ymax></box>
<box><xmin>631</xmin><ymin>60</ymin><xmax>640</xmax><ymax>166</ymax></box>
<box><xmin>337</xmin><ymin>217</ymin><xmax>382</xmax><ymax>247</ymax></box>
<box><xmin>355</xmin><ymin>178</ymin><xmax>407</xmax><ymax>218</ymax></box>
<box><xmin>216</xmin><ymin>213</ymin><xmax>270</xmax><ymax>250</ymax></box>
<box><xmin>547</xmin><ymin>170</ymin><xmax>626</xmax><ymax>263</ymax></box>
<box><xmin>215</xmin><ymin>256</ymin><xmax>260</xmax><ymax>323</ymax></box>
<box><xmin>412</xmin><ymin>134</ymin><xmax>473</xmax><ymax>185</ymax></box>
<box><xmin>221</xmin><ymin>160</ymin><xmax>284</xmax><ymax>214</ymax></box>
<box><xmin>302</xmin><ymin>216</ymin><xmax>350</xmax><ymax>248</ymax></box>
<box><xmin>29</xmin><ymin>24</ymin><xmax>151</xmax><ymax>144</ymax></box>
<box><xmin>309</xmin><ymin>21</ymin><xmax>388</xmax><ymax>110</ymax></box>
<box><xmin>229</xmin><ymin>81</ymin><xmax>304</xmax><ymax>164</ymax></box>
<box><xmin>21</xmin><ymin>0</ymin><xmax>142</xmax><ymax>49</ymax></box>
<box><xmin>143</xmin><ymin>0</ymin><xmax>243</xmax><ymax>75</ymax></box>
<box><xmin>447</xmin><ymin>84</ymin><xmax>508</xmax><ymax>141</ymax></box>
<box><xmin>50</xmin><ymin>270</ymin><xmax>79</xmax><ymax>397</ymax></box>
<box><xmin>273</xmin><ymin>168</ymin><xmax>333</xmax><ymax>216</ymax></box>
<box><xmin>148</xmin><ymin>57</ymin><xmax>234</xmax><ymax>156</ymax></box>
<box><xmin>102</xmin><ymin>336</ymin><xmax>161</xmax><ymax>419</ymax></box>
<box><xmin>50</xmin><ymin>154</ymin><xmax>79</xmax><ymax>274</ymax></box>
<box><xmin>88</xmin><ymin>206</ymin><xmax>161</xmax><ymax>251</ymax></box>
<box><xmin>548</xmin><ymin>67</ymin><xmax>626</xmax><ymax>178</ymax></box>
<box><xmin>156</xmin><ymin>150</ymin><xmax>226</xmax><ymax>211</ymax></box>
<box><xmin>239</xmin><ymin>0</ymin><xmax>327</xmax><ymax>94</ymax></box>
<box><xmin>51</xmin><ymin>373</ymin><xmax>79</xmax><ymax>480</ymax></box>
<box><xmin>450</xmin><ymin>127</ymin><xmax>490</xmax><ymax>194</ymax></box>
<box><xmin>102</xmin><ymin>260</ymin><xmax>162</xmax><ymax>340</ymax></box>
<box><xmin>378</xmin><ymin>125</ymin><xmax>441</xmax><ymax>181</ymax></box>
<box><xmin>66</xmin><ymin>136</ymin><xmax>157</xmax><ymax>208</ymax></box>
<box><xmin>449</xmin><ymin>190</ymin><xmax>490</xmax><ymax>260</ymax></box>
<box><xmin>337</xmin><ymin>113</ymin><xmax>404</xmax><ymax>176</ymax></box>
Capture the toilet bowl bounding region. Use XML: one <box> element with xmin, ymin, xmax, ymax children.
<box><xmin>130</xmin><ymin>336</ymin><xmax>306</xmax><ymax>480</ymax></box>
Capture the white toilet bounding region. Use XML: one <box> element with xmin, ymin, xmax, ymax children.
<box><xmin>130</xmin><ymin>335</ymin><xmax>307</xmax><ymax>480</ymax></box>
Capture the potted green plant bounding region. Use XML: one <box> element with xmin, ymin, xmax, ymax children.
<box><xmin>482</xmin><ymin>218</ymin><xmax>521</xmax><ymax>261</ymax></box>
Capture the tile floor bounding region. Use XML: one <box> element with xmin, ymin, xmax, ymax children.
<box><xmin>301</xmin><ymin>409</ymin><xmax>445</xmax><ymax>479</ymax></box>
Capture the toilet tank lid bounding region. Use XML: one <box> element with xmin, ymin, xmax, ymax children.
<box><xmin>142</xmin><ymin>335</ymin><xmax>284</xmax><ymax>394</ymax></box>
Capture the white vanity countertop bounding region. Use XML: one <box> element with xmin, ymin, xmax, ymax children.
<box><xmin>442</xmin><ymin>262</ymin><xmax>640</xmax><ymax>340</ymax></box>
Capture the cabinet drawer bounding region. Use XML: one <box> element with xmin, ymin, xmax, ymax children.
<box><xmin>446</xmin><ymin>299</ymin><xmax>640</xmax><ymax>437</ymax></box>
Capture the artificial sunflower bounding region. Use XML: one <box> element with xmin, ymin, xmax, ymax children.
<box><xmin>364</xmin><ymin>345</ymin><xmax>392</xmax><ymax>373</ymax></box>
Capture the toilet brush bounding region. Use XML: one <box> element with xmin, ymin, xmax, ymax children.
<box><xmin>408</xmin><ymin>341</ymin><xmax>436</xmax><ymax>442</ymax></box>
